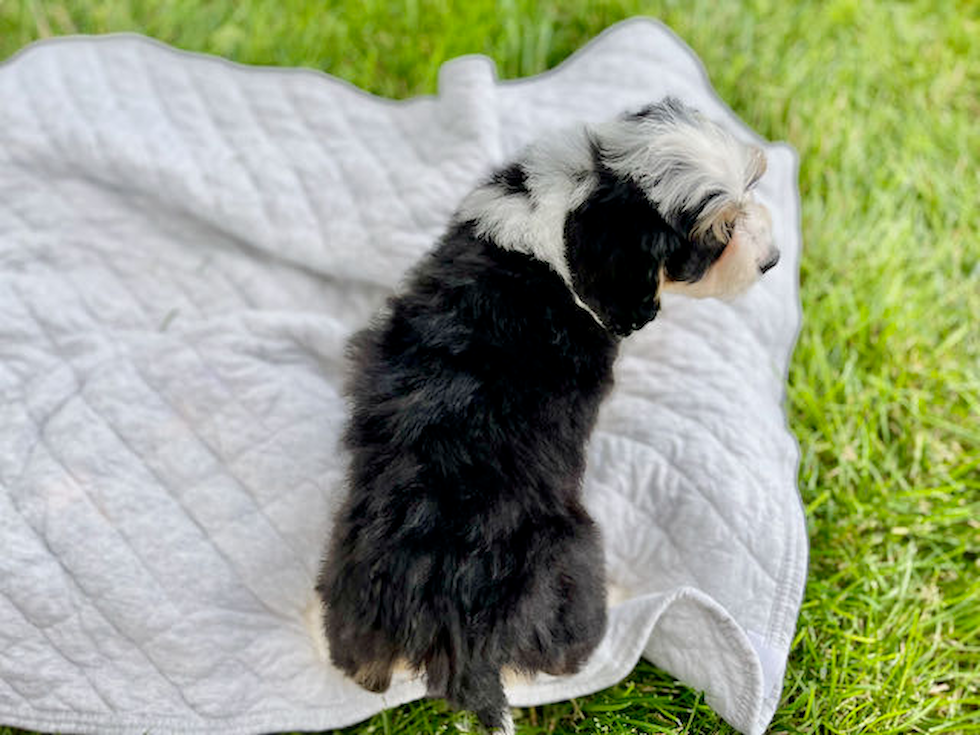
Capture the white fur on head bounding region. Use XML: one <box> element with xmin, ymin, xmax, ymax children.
<box><xmin>596</xmin><ymin>99</ymin><xmax>767</xmax><ymax>241</ymax></box>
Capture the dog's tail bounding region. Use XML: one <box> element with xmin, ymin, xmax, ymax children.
<box><xmin>425</xmin><ymin>635</ymin><xmax>512</xmax><ymax>734</ymax></box>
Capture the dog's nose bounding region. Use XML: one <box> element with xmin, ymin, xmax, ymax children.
<box><xmin>759</xmin><ymin>249</ymin><xmax>780</xmax><ymax>274</ymax></box>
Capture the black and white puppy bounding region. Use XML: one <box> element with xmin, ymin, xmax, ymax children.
<box><xmin>317</xmin><ymin>97</ymin><xmax>779</xmax><ymax>734</ymax></box>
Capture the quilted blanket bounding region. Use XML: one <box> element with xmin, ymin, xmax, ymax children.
<box><xmin>0</xmin><ymin>19</ymin><xmax>806</xmax><ymax>735</ymax></box>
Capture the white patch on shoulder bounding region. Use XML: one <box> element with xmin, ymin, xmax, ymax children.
<box><xmin>455</xmin><ymin>127</ymin><xmax>598</xmax><ymax>300</ymax></box>
<box><xmin>596</xmin><ymin>104</ymin><xmax>766</xmax><ymax>238</ymax></box>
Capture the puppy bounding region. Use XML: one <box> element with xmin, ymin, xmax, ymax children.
<box><xmin>317</xmin><ymin>97</ymin><xmax>779</xmax><ymax>734</ymax></box>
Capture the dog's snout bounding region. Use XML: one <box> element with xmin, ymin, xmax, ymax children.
<box><xmin>759</xmin><ymin>249</ymin><xmax>780</xmax><ymax>274</ymax></box>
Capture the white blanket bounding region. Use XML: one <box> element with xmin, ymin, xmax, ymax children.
<box><xmin>0</xmin><ymin>19</ymin><xmax>806</xmax><ymax>735</ymax></box>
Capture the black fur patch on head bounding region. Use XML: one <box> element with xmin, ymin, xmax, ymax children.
<box><xmin>665</xmin><ymin>193</ymin><xmax>729</xmax><ymax>283</ymax></box>
<box><xmin>488</xmin><ymin>161</ymin><xmax>529</xmax><ymax>196</ymax></box>
<box><xmin>624</xmin><ymin>96</ymin><xmax>692</xmax><ymax>124</ymax></box>
<box><xmin>564</xmin><ymin>163</ymin><xmax>684</xmax><ymax>337</ymax></box>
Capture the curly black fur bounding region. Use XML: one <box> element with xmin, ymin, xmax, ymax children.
<box><xmin>318</xmin><ymin>219</ymin><xmax>616</xmax><ymax>730</ymax></box>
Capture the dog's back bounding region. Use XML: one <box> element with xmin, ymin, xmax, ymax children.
<box><xmin>318</xmin><ymin>222</ymin><xmax>616</xmax><ymax>731</ymax></box>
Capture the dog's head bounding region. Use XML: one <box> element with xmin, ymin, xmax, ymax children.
<box><xmin>457</xmin><ymin>97</ymin><xmax>779</xmax><ymax>337</ymax></box>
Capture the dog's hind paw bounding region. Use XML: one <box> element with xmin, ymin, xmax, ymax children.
<box><xmin>353</xmin><ymin>659</ymin><xmax>394</xmax><ymax>693</ymax></box>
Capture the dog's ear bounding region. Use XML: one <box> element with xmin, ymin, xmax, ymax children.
<box><xmin>564</xmin><ymin>170</ymin><xmax>682</xmax><ymax>336</ymax></box>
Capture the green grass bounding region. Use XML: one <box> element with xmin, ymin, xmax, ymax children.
<box><xmin>2</xmin><ymin>0</ymin><xmax>978</xmax><ymax>733</ymax></box>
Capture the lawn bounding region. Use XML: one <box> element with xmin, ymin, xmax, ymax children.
<box><xmin>1</xmin><ymin>0</ymin><xmax>978</xmax><ymax>733</ymax></box>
